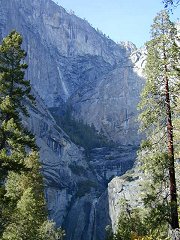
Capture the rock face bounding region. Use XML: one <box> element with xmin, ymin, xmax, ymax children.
<box><xmin>0</xmin><ymin>0</ymin><xmax>146</xmax><ymax>239</ymax></box>
<box><xmin>89</xmin><ymin>146</ymin><xmax>137</xmax><ymax>182</ymax></box>
<box><xmin>24</xmin><ymin>89</ymin><xmax>107</xmax><ymax>239</ymax></box>
<box><xmin>107</xmin><ymin>165</ymin><xmax>143</xmax><ymax>232</ymax></box>
<box><xmin>70</xmin><ymin>47</ymin><xmax>146</xmax><ymax>145</ymax></box>
<box><xmin>71</xmin><ymin>60</ymin><xmax>144</xmax><ymax>145</ymax></box>
<box><xmin>0</xmin><ymin>0</ymin><xmax>145</xmax><ymax>145</ymax></box>
<box><xmin>0</xmin><ymin>0</ymin><xmax>127</xmax><ymax>105</ymax></box>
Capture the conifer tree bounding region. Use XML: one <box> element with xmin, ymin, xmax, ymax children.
<box><xmin>138</xmin><ymin>10</ymin><xmax>179</xmax><ymax>231</ymax></box>
<box><xmin>163</xmin><ymin>0</ymin><xmax>180</xmax><ymax>8</ymax></box>
<box><xmin>0</xmin><ymin>31</ymin><xmax>64</xmax><ymax>239</ymax></box>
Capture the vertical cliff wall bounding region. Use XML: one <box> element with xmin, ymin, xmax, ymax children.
<box><xmin>0</xmin><ymin>0</ymin><xmax>146</xmax><ymax>239</ymax></box>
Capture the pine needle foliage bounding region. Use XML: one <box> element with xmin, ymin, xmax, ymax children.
<box><xmin>0</xmin><ymin>31</ymin><xmax>64</xmax><ymax>239</ymax></box>
<box><xmin>138</xmin><ymin>10</ymin><xmax>180</xmax><ymax>231</ymax></box>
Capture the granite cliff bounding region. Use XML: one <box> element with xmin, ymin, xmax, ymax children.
<box><xmin>0</xmin><ymin>0</ymin><xmax>146</xmax><ymax>239</ymax></box>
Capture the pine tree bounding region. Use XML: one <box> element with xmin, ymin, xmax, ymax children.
<box><xmin>0</xmin><ymin>30</ymin><xmax>36</xmax><ymax>172</ymax></box>
<box><xmin>138</xmin><ymin>10</ymin><xmax>179</xmax><ymax>231</ymax></box>
<box><xmin>163</xmin><ymin>0</ymin><xmax>180</xmax><ymax>8</ymax></box>
<box><xmin>0</xmin><ymin>31</ymin><xmax>64</xmax><ymax>239</ymax></box>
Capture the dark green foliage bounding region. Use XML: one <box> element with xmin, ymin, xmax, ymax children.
<box><xmin>110</xmin><ymin>11</ymin><xmax>180</xmax><ymax>240</ymax></box>
<box><xmin>105</xmin><ymin>199</ymin><xmax>149</xmax><ymax>240</ymax></box>
<box><xmin>115</xmin><ymin>201</ymin><xmax>147</xmax><ymax>239</ymax></box>
<box><xmin>0</xmin><ymin>31</ymin><xmax>36</xmax><ymax>176</ymax></box>
<box><xmin>0</xmin><ymin>31</ymin><xmax>64</xmax><ymax>239</ymax></box>
<box><xmin>1</xmin><ymin>152</ymin><xmax>47</xmax><ymax>240</ymax></box>
<box><xmin>138</xmin><ymin>10</ymin><xmax>179</xmax><ymax>231</ymax></box>
<box><xmin>106</xmin><ymin>199</ymin><xmax>170</xmax><ymax>240</ymax></box>
<box><xmin>50</xmin><ymin>106</ymin><xmax>114</xmax><ymax>152</ymax></box>
<box><xmin>0</xmin><ymin>31</ymin><xmax>41</xmax><ymax>238</ymax></box>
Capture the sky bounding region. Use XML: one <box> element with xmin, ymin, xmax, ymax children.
<box><xmin>54</xmin><ymin>0</ymin><xmax>179</xmax><ymax>48</ymax></box>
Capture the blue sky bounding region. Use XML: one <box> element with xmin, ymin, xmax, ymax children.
<box><xmin>54</xmin><ymin>0</ymin><xmax>179</xmax><ymax>48</ymax></box>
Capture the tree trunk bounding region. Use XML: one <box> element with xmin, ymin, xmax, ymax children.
<box><xmin>164</xmin><ymin>63</ymin><xmax>179</xmax><ymax>229</ymax></box>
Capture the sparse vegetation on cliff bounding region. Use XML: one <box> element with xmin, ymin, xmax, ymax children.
<box><xmin>49</xmin><ymin>106</ymin><xmax>115</xmax><ymax>152</ymax></box>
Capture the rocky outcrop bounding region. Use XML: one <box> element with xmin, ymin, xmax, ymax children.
<box><xmin>107</xmin><ymin>165</ymin><xmax>143</xmax><ymax>232</ymax></box>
